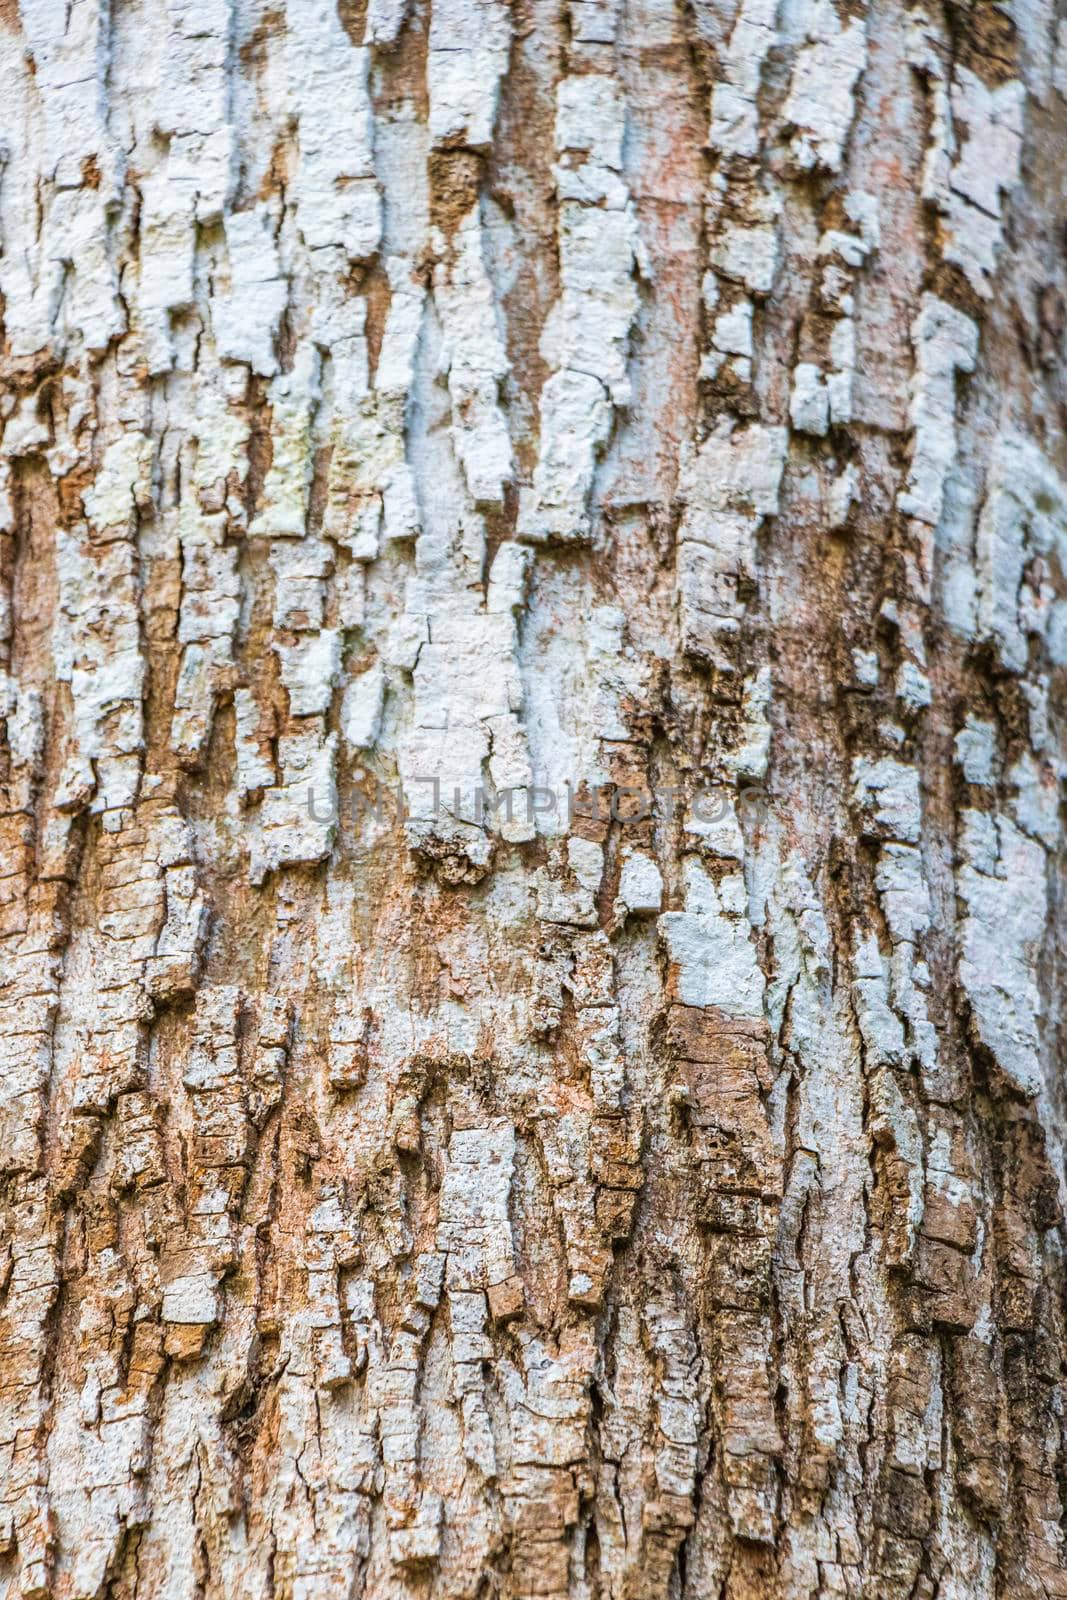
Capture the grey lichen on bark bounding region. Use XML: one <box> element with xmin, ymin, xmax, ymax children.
<box><xmin>0</xmin><ymin>0</ymin><xmax>1066</xmax><ymax>1597</ymax></box>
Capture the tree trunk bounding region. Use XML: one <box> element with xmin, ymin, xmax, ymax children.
<box><xmin>1</xmin><ymin>0</ymin><xmax>1066</xmax><ymax>1596</ymax></box>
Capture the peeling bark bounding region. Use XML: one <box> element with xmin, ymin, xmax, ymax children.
<box><xmin>0</xmin><ymin>2</ymin><xmax>1066</xmax><ymax>1597</ymax></box>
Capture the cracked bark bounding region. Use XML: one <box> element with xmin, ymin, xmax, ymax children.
<box><xmin>0</xmin><ymin>1</ymin><xmax>1066</xmax><ymax>1597</ymax></box>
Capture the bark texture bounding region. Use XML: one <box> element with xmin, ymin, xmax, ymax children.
<box><xmin>1</xmin><ymin>1</ymin><xmax>1066</xmax><ymax>1596</ymax></box>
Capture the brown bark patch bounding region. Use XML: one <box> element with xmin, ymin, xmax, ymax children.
<box><xmin>336</xmin><ymin>0</ymin><xmax>369</xmax><ymax>47</ymax></box>
<box><xmin>946</xmin><ymin>1</ymin><xmax>1018</xmax><ymax>88</ymax></box>
<box><xmin>428</xmin><ymin>150</ymin><xmax>484</xmax><ymax>241</ymax></box>
<box><xmin>239</xmin><ymin>8</ymin><xmax>285</xmax><ymax>88</ymax></box>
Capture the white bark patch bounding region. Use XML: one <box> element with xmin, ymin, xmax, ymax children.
<box><xmin>781</xmin><ymin>0</ymin><xmax>867</xmax><ymax>173</ymax></box>
<box><xmin>250</xmin><ymin>728</ymin><xmax>338</xmax><ymax>882</ymax></box>
<box><xmin>285</xmin><ymin>0</ymin><xmax>381</xmax><ymax>260</ymax></box>
<box><xmin>851</xmin><ymin>756</ymin><xmax>922</xmax><ymax>843</ymax></box>
<box><xmin>975</xmin><ymin>432</ymin><xmax>1067</xmax><ymax>673</ymax></box>
<box><xmin>434</xmin><ymin>205</ymin><xmax>513</xmax><ymax>508</ymax></box>
<box><xmin>659</xmin><ymin>859</ymin><xmax>766</xmax><ymax>1019</ymax></box>
<box><xmin>709</xmin><ymin>0</ymin><xmax>779</xmax><ymax>159</ymax></box>
<box><xmin>428</xmin><ymin>0</ymin><xmax>512</xmax><ymax>150</ymax></box>
<box><xmin>912</xmin><ymin>17</ymin><xmax>1024</xmax><ymax>300</ymax></box>
<box><xmin>958</xmin><ymin>810</ymin><xmax>1048</xmax><ymax>1098</ymax></box>
<box><xmin>55</xmin><ymin>432</ymin><xmax>152</xmax><ymax>813</ymax></box>
<box><xmin>519</xmin><ymin>76</ymin><xmax>643</xmax><ymax>543</ymax></box>
<box><xmin>897</xmin><ymin>294</ymin><xmax>978</xmax><ymax>532</ymax></box>
<box><xmin>676</xmin><ymin>422</ymin><xmax>786</xmax><ymax>669</ymax></box>
<box><xmin>214</xmin><ymin>205</ymin><xmax>288</xmax><ymax>376</ymax></box>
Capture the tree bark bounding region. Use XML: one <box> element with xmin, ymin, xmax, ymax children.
<box><xmin>1</xmin><ymin>1</ymin><xmax>1066</xmax><ymax>1596</ymax></box>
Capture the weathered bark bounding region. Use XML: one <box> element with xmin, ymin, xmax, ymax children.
<box><xmin>0</xmin><ymin>0</ymin><xmax>1066</xmax><ymax>1595</ymax></box>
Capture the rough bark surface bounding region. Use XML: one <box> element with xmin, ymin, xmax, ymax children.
<box><xmin>1</xmin><ymin>1</ymin><xmax>1066</xmax><ymax>1596</ymax></box>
